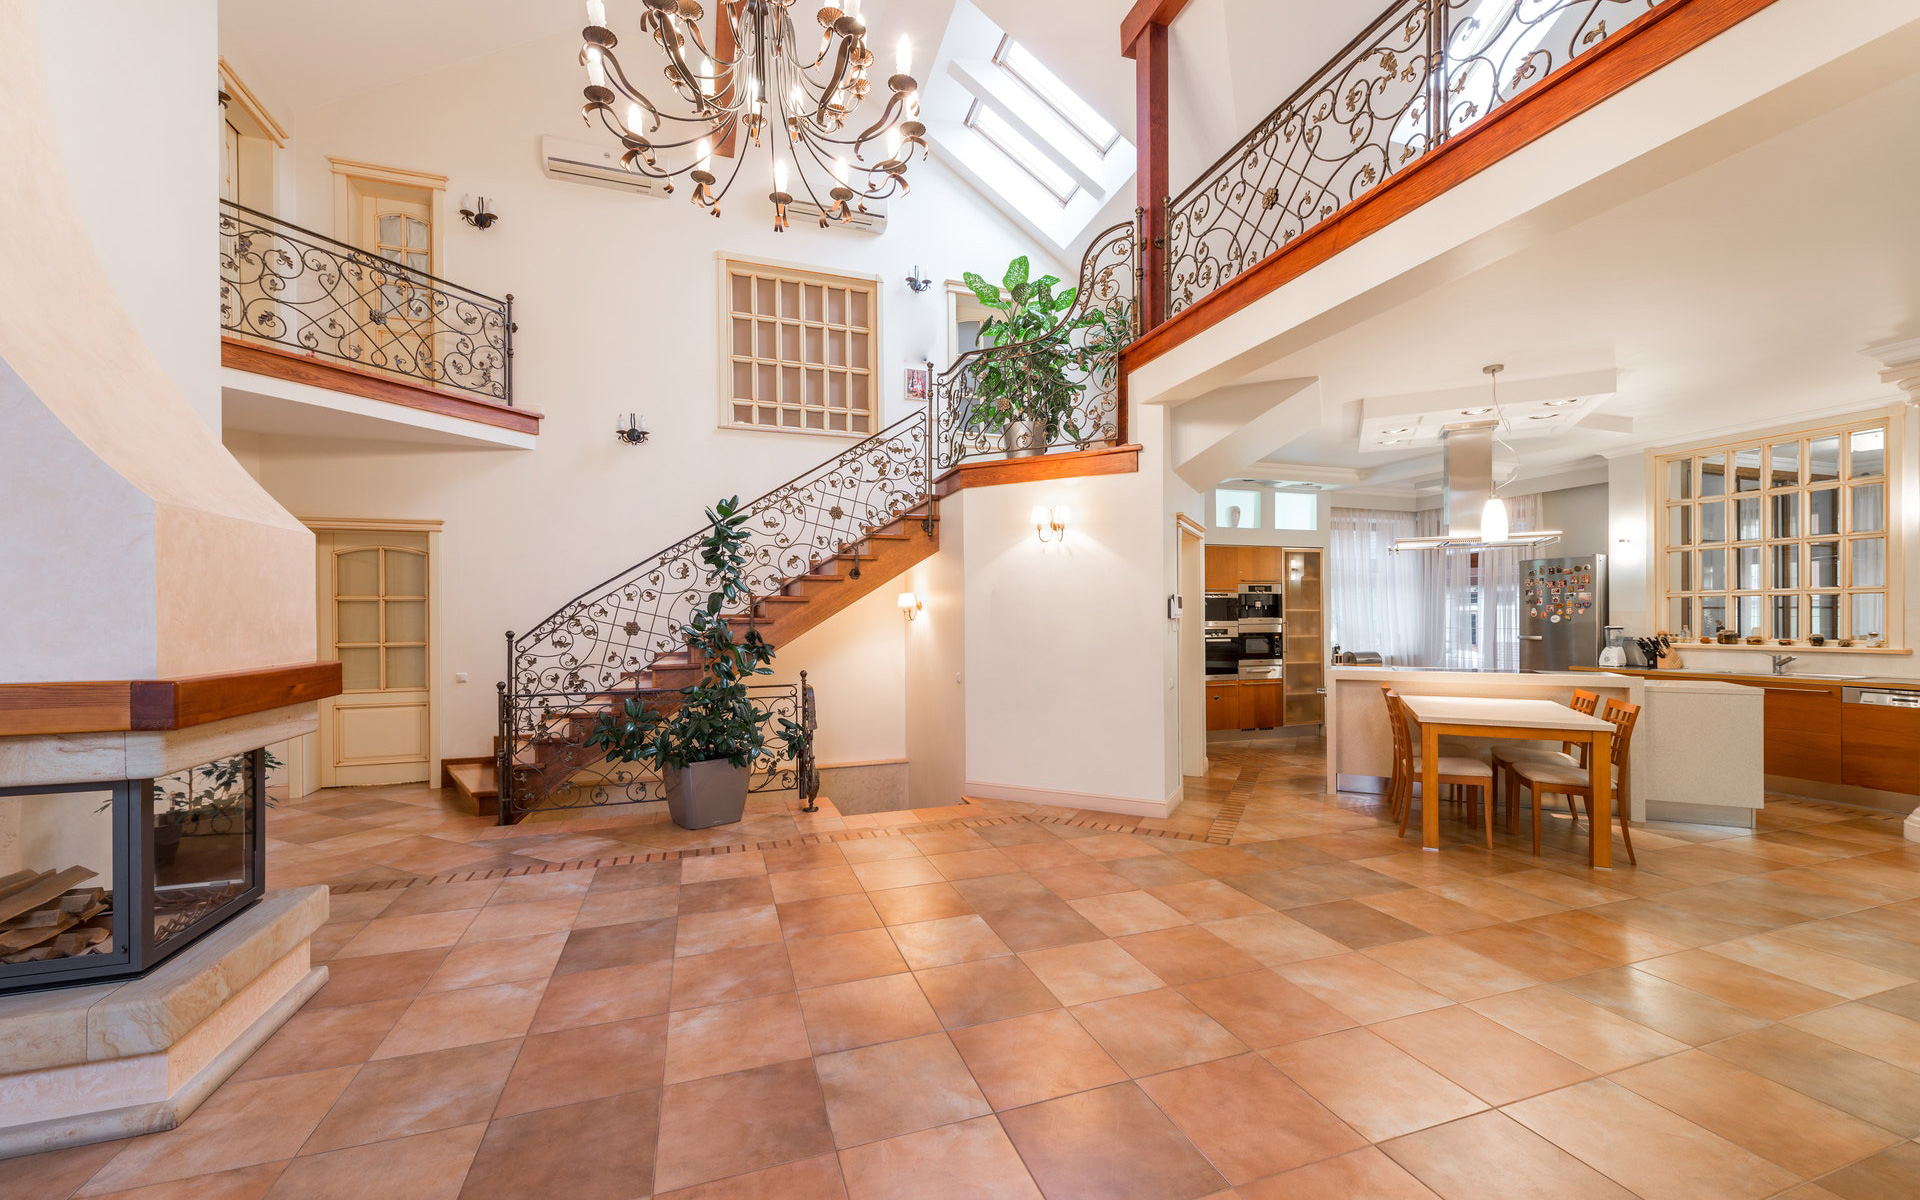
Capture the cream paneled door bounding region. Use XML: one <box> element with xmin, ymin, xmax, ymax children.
<box><xmin>317</xmin><ymin>531</ymin><xmax>433</xmax><ymax>786</ymax></box>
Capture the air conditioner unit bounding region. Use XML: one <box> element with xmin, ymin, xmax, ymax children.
<box><xmin>539</xmin><ymin>134</ymin><xmax>663</xmax><ymax>198</ymax></box>
<box><xmin>790</xmin><ymin>198</ymin><xmax>887</xmax><ymax>235</ymax></box>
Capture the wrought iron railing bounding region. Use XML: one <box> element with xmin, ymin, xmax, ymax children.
<box><xmin>933</xmin><ymin>221</ymin><xmax>1138</xmax><ymax>467</ymax></box>
<box><xmin>218</xmin><ymin>201</ymin><xmax>515</xmax><ymax>404</ymax></box>
<box><xmin>495</xmin><ymin>681</ymin><xmax>816</xmax><ymax>820</ymax></box>
<box><xmin>497</xmin><ymin>223</ymin><xmax>1134</xmax><ymax>822</ymax></box>
<box><xmin>1164</xmin><ymin>0</ymin><xmax>1667</xmax><ymax>315</ymax></box>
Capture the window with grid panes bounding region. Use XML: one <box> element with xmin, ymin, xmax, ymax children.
<box><xmin>1658</xmin><ymin>422</ymin><xmax>1892</xmax><ymax>644</ymax></box>
<box><xmin>724</xmin><ymin>260</ymin><xmax>876</xmax><ymax>435</ymax></box>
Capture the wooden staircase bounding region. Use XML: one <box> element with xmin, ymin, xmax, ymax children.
<box><xmin>455</xmin><ymin>503</ymin><xmax>940</xmax><ymax>819</ymax></box>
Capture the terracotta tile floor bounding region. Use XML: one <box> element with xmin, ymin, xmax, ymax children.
<box><xmin>13</xmin><ymin>738</ymin><xmax>1920</xmax><ymax>1198</ymax></box>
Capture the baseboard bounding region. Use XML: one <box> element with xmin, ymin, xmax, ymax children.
<box><xmin>963</xmin><ymin>780</ymin><xmax>1178</xmax><ymax>820</ymax></box>
<box><xmin>1762</xmin><ymin>775</ymin><xmax>1918</xmax><ymax>816</ymax></box>
<box><xmin>1644</xmin><ymin>799</ymin><xmax>1755</xmax><ymax>830</ymax></box>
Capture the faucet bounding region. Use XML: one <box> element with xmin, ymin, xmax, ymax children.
<box><xmin>1771</xmin><ymin>654</ymin><xmax>1798</xmax><ymax>676</ymax></box>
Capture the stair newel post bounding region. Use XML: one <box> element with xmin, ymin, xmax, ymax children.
<box><xmin>798</xmin><ymin>670</ymin><xmax>819</xmax><ymax>813</ymax></box>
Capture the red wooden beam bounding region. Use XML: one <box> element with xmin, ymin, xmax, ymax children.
<box><xmin>1121</xmin><ymin>0</ymin><xmax>1195</xmax><ymax>58</ymax></box>
<box><xmin>1136</xmin><ymin>21</ymin><xmax>1170</xmax><ymax>331</ymax></box>
<box><xmin>715</xmin><ymin>1</ymin><xmax>740</xmax><ymax>158</ymax></box>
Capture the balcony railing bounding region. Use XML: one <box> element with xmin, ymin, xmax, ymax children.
<box><xmin>218</xmin><ymin>201</ymin><xmax>515</xmax><ymax>405</ymax></box>
<box><xmin>1164</xmin><ymin>0</ymin><xmax>1667</xmax><ymax>316</ymax></box>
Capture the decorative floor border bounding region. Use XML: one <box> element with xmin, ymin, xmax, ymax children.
<box><xmin>329</xmin><ymin>810</ymin><xmax>1231</xmax><ymax>895</ymax></box>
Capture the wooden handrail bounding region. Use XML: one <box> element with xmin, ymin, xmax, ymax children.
<box><xmin>1124</xmin><ymin>0</ymin><xmax>1786</xmax><ymax>373</ymax></box>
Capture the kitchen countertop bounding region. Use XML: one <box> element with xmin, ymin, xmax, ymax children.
<box><xmin>1570</xmin><ymin>666</ymin><xmax>1920</xmax><ymax>691</ymax></box>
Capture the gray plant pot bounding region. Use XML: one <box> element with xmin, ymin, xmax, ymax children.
<box><xmin>1003</xmin><ymin>419</ymin><xmax>1048</xmax><ymax>459</ymax></box>
<box><xmin>664</xmin><ymin>759</ymin><xmax>750</xmax><ymax>829</ymax></box>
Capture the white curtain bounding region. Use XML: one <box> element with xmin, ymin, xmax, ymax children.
<box><xmin>1425</xmin><ymin>494</ymin><xmax>1543</xmax><ymax>671</ymax></box>
<box><xmin>1328</xmin><ymin>508</ymin><xmax>1425</xmax><ymax>665</ymax></box>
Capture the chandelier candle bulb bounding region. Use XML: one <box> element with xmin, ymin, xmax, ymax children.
<box><xmin>696</xmin><ymin>137</ymin><xmax>713</xmax><ymax>177</ymax></box>
<box><xmin>585</xmin><ymin>46</ymin><xmax>607</xmax><ymax>89</ymax></box>
<box><xmin>896</xmin><ymin>34</ymin><xmax>912</xmax><ymax>77</ymax></box>
<box><xmin>585</xmin><ymin>0</ymin><xmax>605</xmax><ymax>28</ymax></box>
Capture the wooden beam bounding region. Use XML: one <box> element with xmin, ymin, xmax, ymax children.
<box><xmin>222</xmin><ymin>338</ymin><xmax>542</xmax><ymax>436</ymax></box>
<box><xmin>1121</xmin><ymin>0</ymin><xmax>1195</xmax><ymax>58</ymax></box>
<box><xmin>1136</xmin><ymin>20</ymin><xmax>1170</xmax><ymax>332</ymax></box>
<box><xmin>0</xmin><ymin>662</ymin><xmax>343</xmax><ymax>737</ymax></box>
<box><xmin>1124</xmin><ymin>0</ymin><xmax>1785</xmax><ymax>373</ymax></box>
<box><xmin>715</xmin><ymin>1</ymin><xmax>741</xmax><ymax>159</ymax></box>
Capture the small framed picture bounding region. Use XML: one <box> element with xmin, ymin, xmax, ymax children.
<box><xmin>904</xmin><ymin>366</ymin><xmax>930</xmax><ymax>401</ymax></box>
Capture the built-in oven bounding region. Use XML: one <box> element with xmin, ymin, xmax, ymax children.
<box><xmin>1204</xmin><ymin>591</ymin><xmax>1242</xmax><ymax>626</ymax></box>
<box><xmin>1238</xmin><ymin>582</ymin><xmax>1283</xmax><ymax>632</ymax></box>
<box><xmin>1204</xmin><ymin>623</ymin><xmax>1242</xmax><ymax>677</ymax></box>
<box><xmin>1235</xmin><ymin>629</ymin><xmax>1283</xmax><ymax>678</ymax></box>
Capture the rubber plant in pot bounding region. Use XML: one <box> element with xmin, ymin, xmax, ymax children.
<box><xmin>588</xmin><ymin>496</ymin><xmax>810</xmax><ymax>830</ymax></box>
<box><xmin>962</xmin><ymin>255</ymin><xmax>1089</xmax><ymax>458</ymax></box>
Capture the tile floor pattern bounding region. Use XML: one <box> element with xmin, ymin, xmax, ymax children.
<box><xmin>11</xmin><ymin>739</ymin><xmax>1920</xmax><ymax>1198</ymax></box>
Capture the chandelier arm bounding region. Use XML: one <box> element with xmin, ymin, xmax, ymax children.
<box><xmin>594</xmin><ymin>106</ymin><xmax>731</xmax><ymax>159</ymax></box>
<box><xmin>813</xmin><ymin>35</ymin><xmax>861</xmax><ymax>127</ymax></box>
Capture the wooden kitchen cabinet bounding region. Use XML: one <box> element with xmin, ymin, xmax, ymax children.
<box><xmin>1842</xmin><ymin>699</ymin><xmax>1920</xmax><ymax>795</ymax></box>
<box><xmin>1243</xmin><ymin>547</ymin><xmax>1284</xmax><ymax>581</ymax></box>
<box><xmin>1283</xmin><ymin>549</ymin><xmax>1325</xmax><ymax>727</ymax></box>
<box><xmin>1204</xmin><ymin>546</ymin><xmax>1243</xmax><ymax>591</ymax></box>
<box><xmin>1205</xmin><ymin>681</ymin><xmax>1241</xmax><ymax>731</ymax></box>
<box><xmin>1240</xmin><ymin>682</ymin><xmax>1282</xmax><ymax>730</ymax></box>
<box><xmin>1763</xmin><ymin>686</ymin><xmax>1842</xmax><ymax>784</ymax></box>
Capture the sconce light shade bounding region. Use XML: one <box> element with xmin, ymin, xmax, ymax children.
<box><xmin>897</xmin><ymin>592</ymin><xmax>922</xmax><ymax>620</ymax></box>
<box><xmin>616</xmin><ymin>413</ymin><xmax>650</xmax><ymax>445</ymax></box>
<box><xmin>1031</xmin><ymin>505</ymin><xmax>1071</xmax><ymax>544</ymax></box>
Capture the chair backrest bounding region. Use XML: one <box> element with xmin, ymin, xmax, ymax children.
<box><xmin>1382</xmin><ymin>688</ymin><xmax>1411</xmax><ymax>769</ymax></box>
<box><xmin>1601</xmin><ymin>698</ymin><xmax>1641</xmax><ymax>765</ymax></box>
<box><xmin>1570</xmin><ymin>689</ymin><xmax>1600</xmax><ymax>716</ymax></box>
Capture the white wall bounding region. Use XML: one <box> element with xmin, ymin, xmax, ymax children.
<box><xmin>904</xmin><ymin>503</ymin><xmax>969</xmax><ymax>808</ymax></box>
<box><xmin>34</xmin><ymin>0</ymin><xmax>220</xmax><ymax>430</ymax></box>
<box><xmin>235</xmin><ymin>32</ymin><xmax>1066</xmax><ymax>759</ymax></box>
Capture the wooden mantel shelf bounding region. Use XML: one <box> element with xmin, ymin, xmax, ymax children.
<box><xmin>932</xmin><ymin>444</ymin><xmax>1141</xmax><ymax>498</ymax></box>
<box><xmin>222</xmin><ymin>337</ymin><xmax>542</xmax><ymax>437</ymax></box>
<box><xmin>0</xmin><ymin>662</ymin><xmax>344</xmax><ymax>737</ymax></box>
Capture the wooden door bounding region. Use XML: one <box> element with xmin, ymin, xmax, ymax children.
<box><xmin>1204</xmin><ymin>546</ymin><xmax>1243</xmax><ymax>591</ymax></box>
<box><xmin>1205</xmin><ymin>682</ymin><xmax>1241</xmax><ymax>732</ymax></box>
<box><xmin>1763</xmin><ymin>687</ymin><xmax>1842</xmax><ymax>783</ymax></box>
<box><xmin>317</xmin><ymin>530</ymin><xmax>433</xmax><ymax>786</ymax></box>
<box><xmin>355</xmin><ymin>188</ymin><xmax>435</xmax><ymax>369</ymax></box>
<box><xmin>1241</xmin><ymin>682</ymin><xmax>1282</xmax><ymax>729</ymax></box>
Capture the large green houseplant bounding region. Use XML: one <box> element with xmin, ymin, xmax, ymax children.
<box><xmin>962</xmin><ymin>255</ymin><xmax>1095</xmax><ymax>458</ymax></box>
<box><xmin>588</xmin><ymin>496</ymin><xmax>809</xmax><ymax>829</ymax></box>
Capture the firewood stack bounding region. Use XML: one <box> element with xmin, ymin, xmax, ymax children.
<box><xmin>0</xmin><ymin>867</ymin><xmax>114</xmax><ymax>963</ymax></box>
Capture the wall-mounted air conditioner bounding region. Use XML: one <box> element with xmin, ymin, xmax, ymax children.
<box><xmin>539</xmin><ymin>134</ymin><xmax>664</xmax><ymax>197</ymax></box>
<box><xmin>790</xmin><ymin>199</ymin><xmax>887</xmax><ymax>235</ymax></box>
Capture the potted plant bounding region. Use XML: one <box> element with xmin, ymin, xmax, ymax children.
<box><xmin>962</xmin><ymin>256</ymin><xmax>1095</xmax><ymax>458</ymax></box>
<box><xmin>588</xmin><ymin>496</ymin><xmax>810</xmax><ymax>829</ymax></box>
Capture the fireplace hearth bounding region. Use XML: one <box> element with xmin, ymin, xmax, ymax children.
<box><xmin>0</xmin><ymin>749</ymin><xmax>268</xmax><ymax>994</ymax></box>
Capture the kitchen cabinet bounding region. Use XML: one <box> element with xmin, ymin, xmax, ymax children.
<box><xmin>1204</xmin><ymin>546</ymin><xmax>1243</xmax><ymax>591</ymax></box>
<box><xmin>1283</xmin><ymin>549</ymin><xmax>1325</xmax><ymax>727</ymax></box>
<box><xmin>1205</xmin><ymin>681</ymin><xmax>1241</xmax><ymax>732</ymax></box>
<box><xmin>1241</xmin><ymin>682</ymin><xmax>1282</xmax><ymax>730</ymax></box>
<box><xmin>1243</xmin><ymin>547</ymin><xmax>1284</xmax><ymax>581</ymax></box>
<box><xmin>1762</xmin><ymin>686</ymin><xmax>1842</xmax><ymax>784</ymax></box>
<box><xmin>1842</xmin><ymin>696</ymin><xmax>1920</xmax><ymax>795</ymax></box>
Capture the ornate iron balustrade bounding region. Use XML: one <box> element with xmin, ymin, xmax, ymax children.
<box><xmin>933</xmin><ymin>221</ymin><xmax>1138</xmax><ymax>467</ymax></box>
<box><xmin>1164</xmin><ymin>0</ymin><xmax>1667</xmax><ymax>315</ymax></box>
<box><xmin>218</xmin><ymin>201</ymin><xmax>515</xmax><ymax>404</ymax></box>
<box><xmin>495</xmin><ymin>681</ymin><xmax>816</xmax><ymax>820</ymax></box>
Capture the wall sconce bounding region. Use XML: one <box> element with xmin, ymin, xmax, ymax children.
<box><xmin>905</xmin><ymin>265</ymin><xmax>931</xmax><ymax>293</ymax></box>
<box><xmin>898</xmin><ymin>592</ymin><xmax>922</xmax><ymax>621</ymax></box>
<box><xmin>1031</xmin><ymin>505</ymin><xmax>1071</xmax><ymax>544</ymax></box>
<box><xmin>616</xmin><ymin>413</ymin><xmax>650</xmax><ymax>445</ymax></box>
<box><xmin>459</xmin><ymin>195</ymin><xmax>500</xmax><ymax>229</ymax></box>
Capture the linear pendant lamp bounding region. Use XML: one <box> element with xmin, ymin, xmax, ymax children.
<box><xmin>1391</xmin><ymin>365</ymin><xmax>1562</xmax><ymax>551</ymax></box>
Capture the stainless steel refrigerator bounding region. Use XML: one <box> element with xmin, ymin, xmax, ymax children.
<box><xmin>1520</xmin><ymin>555</ymin><xmax>1607</xmax><ymax>671</ymax></box>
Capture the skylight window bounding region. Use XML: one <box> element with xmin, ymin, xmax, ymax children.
<box><xmin>963</xmin><ymin>100</ymin><xmax>1079</xmax><ymax>205</ymax></box>
<box><xmin>991</xmin><ymin>37</ymin><xmax>1120</xmax><ymax>157</ymax></box>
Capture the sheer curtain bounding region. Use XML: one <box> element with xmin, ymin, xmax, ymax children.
<box><xmin>1427</xmin><ymin>494</ymin><xmax>1543</xmax><ymax>670</ymax></box>
<box><xmin>1329</xmin><ymin>508</ymin><xmax>1425</xmax><ymax>665</ymax></box>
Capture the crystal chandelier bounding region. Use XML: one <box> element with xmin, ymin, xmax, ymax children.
<box><xmin>577</xmin><ymin>0</ymin><xmax>926</xmax><ymax>231</ymax></box>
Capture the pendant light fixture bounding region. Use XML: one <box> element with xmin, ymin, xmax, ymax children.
<box><xmin>1390</xmin><ymin>363</ymin><xmax>1563</xmax><ymax>551</ymax></box>
<box><xmin>1480</xmin><ymin>364</ymin><xmax>1511</xmax><ymax>543</ymax></box>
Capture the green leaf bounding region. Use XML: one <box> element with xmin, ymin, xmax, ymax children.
<box><xmin>961</xmin><ymin>272</ymin><xmax>1005</xmax><ymax>310</ymax></box>
<box><xmin>1002</xmin><ymin>256</ymin><xmax>1029</xmax><ymax>298</ymax></box>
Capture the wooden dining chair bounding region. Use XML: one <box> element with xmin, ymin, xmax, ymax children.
<box><xmin>1509</xmin><ymin>698</ymin><xmax>1639</xmax><ymax>864</ymax></box>
<box><xmin>1491</xmin><ymin>688</ymin><xmax>1600</xmax><ymax>830</ymax></box>
<box><xmin>1382</xmin><ymin>687</ymin><xmax>1495</xmax><ymax>847</ymax></box>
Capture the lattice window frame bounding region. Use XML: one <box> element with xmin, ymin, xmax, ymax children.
<box><xmin>719</xmin><ymin>256</ymin><xmax>880</xmax><ymax>438</ymax></box>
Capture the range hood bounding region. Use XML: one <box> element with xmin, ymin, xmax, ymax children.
<box><xmin>1391</xmin><ymin>424</ymin><xmax>1562</xmax><ymax>551</ymax></box>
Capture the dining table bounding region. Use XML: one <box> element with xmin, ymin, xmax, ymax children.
<box><xmin>1397</xmin><ymin>695</ymin><xmax>1618</xmax><ymax>866</ymax></box>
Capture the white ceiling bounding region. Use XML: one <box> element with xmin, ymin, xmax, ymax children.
<box><xmin>1231</xmin><ymin>58</ymin><xmax>1920</xmax><ymax>495</ymax></box>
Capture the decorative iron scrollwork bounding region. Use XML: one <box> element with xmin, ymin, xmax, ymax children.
<box><xmin>1164</xmin><ymin>0</ymin><xmax>1667</xmax><ymax>316</ymax></box>
<box><xmin>219</xmin><ymin>201</ymin><xmax>514</xmax><ymax>404</ymax></box>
